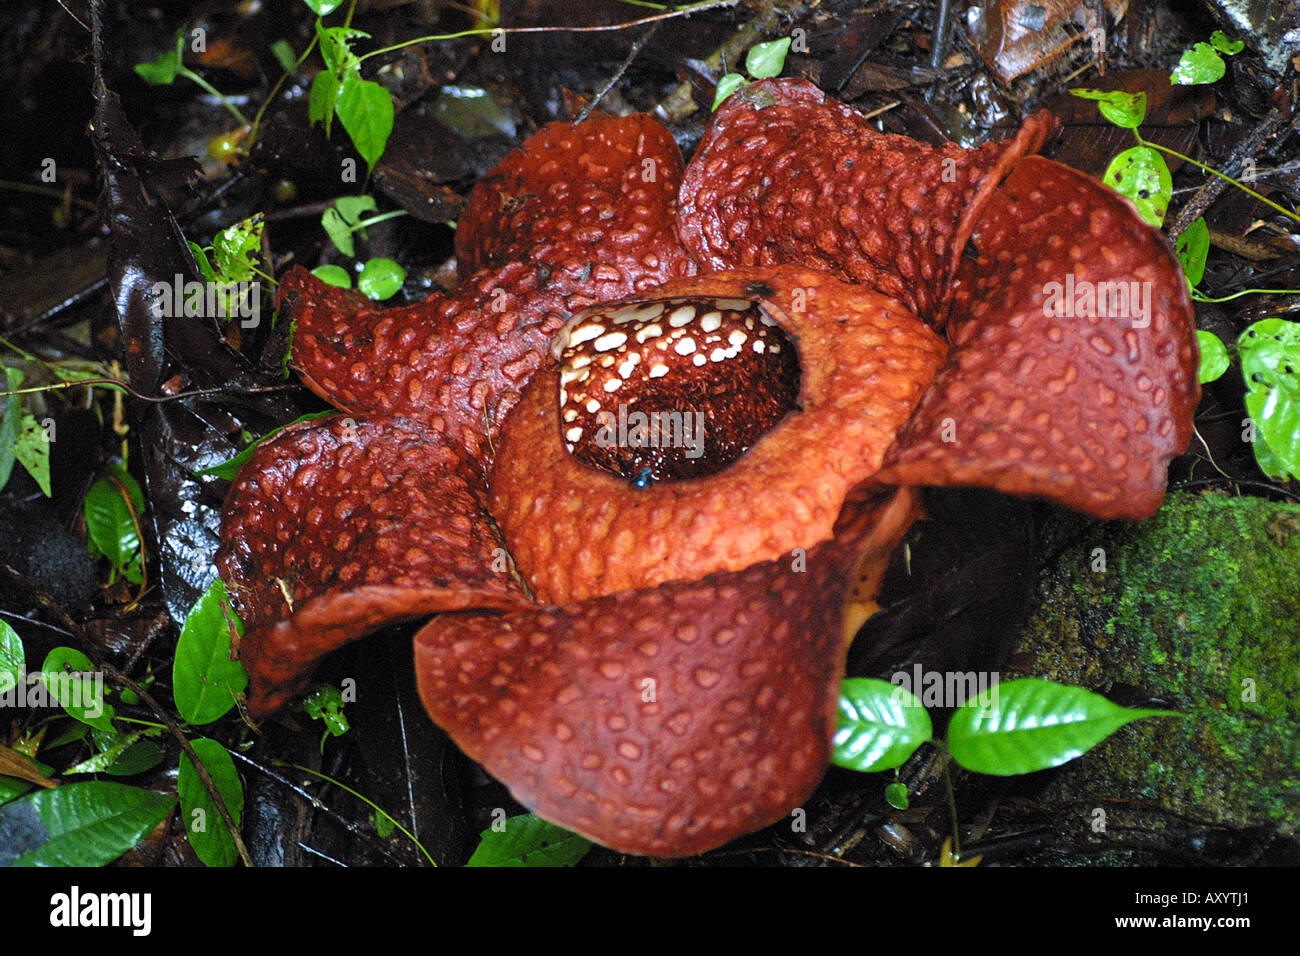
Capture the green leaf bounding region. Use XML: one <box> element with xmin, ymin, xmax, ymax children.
<box><xmin>1068</xmin><ymin>88</ymin><xmax>1146</xmax><ymax>129</ymax></box>
<box><xmin>197</xmin><ymin>410</ymin><xmax>334</xmax><ymax>480</ymax></box>
<box><xmin>212</xmin><ymin>214</ymin><xmax>264</xmax><ymax>284</ymax></box>
<box><xmin>465</xmin><ymin>814</ymin><xmax>592</xmax><ymax>867</ymax></box>
<box><xmin>64</xmin><ymin>731</ymin><xmax>146</xmax><ymax>775</ymax></box>
<box><xmin>84</xmin><ymin>465</ymin><xmax>144</xmax><ymax>581</ymax></box>
<box><xmin>188</xmin><ymin>240</ymin><xmax>217</xmax><ymax>282</ymax></box>
<box><xmin>316</xmin><ymin>23</ymin><xmax>367</xmax><ymax>74</ymax></box>
<box><xmin>0</xmin><ymin>366</ymin><xmax>23</xmax><ymax>491</ymax></box>
<box><xmin>1196</xmin><ymin>331</ymin><xmax>1230</xmax><ymax>384</ymax></box>
<box><xmin>1175</xmin><ymin>216</ymin><xmax>1209</xmax><ymax>288</ymax></box>
<box><xmin>133</xmin><ymin>30</ymin><xmax>185</xmax><ymax>85</ymax></box>
<box><xmin>0</xmin><ymin>621</ymin><xmax>23</xmax><ymax>698</ymax></box>
<box><xmin>712</xmin><ymin>73</ymin><xmax>747</xmax><ymax>111</ymax></box>
<box><xmin>831</xmin><ymin>678</ymin><xmax>933</xmax><ymax>772</ymax></box>
<box><xmin>745</xmin><ymin>37</ymin><xmax>792</xmax><ymax>79</ymax></box>
<box><xmin>357</xmin><ymin>257</ymin><xmax>406</xmax><ymax>300</ymax></box>
<box><xmin>41</xmin><ymin>647</ymin><xmax>115</xmax><ymax>733</ymax></box>
<box><xmin>5</xmin><ymin>781</ymin><xmax>175</xmax><ymax>866</ymax></box>
<box><xmin>884</xmin><ymin>781</ymin><xmax>909</xmax><ymax>810</ymax></box>
<box><xmin>1103</xmin><ymin>146</ymin><xmax>1172</xmax><ymax>228</ymax></box>
<box><xmin>173</xmin><ymin>578</ymin><xmax>248</xmax><ymax>725</ymax></box>
<box><xmin>945</xmin><ymin>678</ymin><xmax>1179</xmax><ymax>775</ymax></box>
<box><xmin>336</xmin><ymin>72</ymin><xmax>394</xmax><ymax>172</ymax></box>
<box><xmin>91</xmin><ymin>729</ymin><xmax>165</xmax><ymax>777</ymax></box>
<box><xmin>271</xmin><ymin>39</ymin><xmax>298</xmax><ymax>75</ymax></box>
<box><xmin>300</xmin><ymin>683</ymin><xmax>350</xmax><ymax>737</ymax></box>
<box><xmin>1209</xmin><ymin>31</ymin><xmax>1244</xmax><ymax>55</ymax></box>
<box><xmin>15</xmin><ymin>412</ymin><xmax>51</xmax><ymax>496</ymax></box>
<box><xmin>311</xmin><ymin>264</ymin><xmax>352</xmax><ymax>288</ymax></box>
<box><xmin>179</xmin><ymin>738</ymin><xmax>244</xmax><ymax>867</ymax></box>
<box><xmin>321</xmin><ymin>194</ymin><xmax>377</xmax><ymax>257</ymax></box>
<box><xmin>304</xmin><ymin>0</ymin><xmax>346</xmax><ymax>16</ymax></box>
<box><xmin>308</xmin><ymin>68</ymin><xmax>341</xmax><ymax>133</ymax></box>
<box><xmin>1238</xmin><ymin>319</ymin><xmax>1300</xmax><ymax>480</ymax></box>
<box><xmin>1170</xmin><ymin>42</ymin><xmax>1227</xmax><ymax>85</ymax></box>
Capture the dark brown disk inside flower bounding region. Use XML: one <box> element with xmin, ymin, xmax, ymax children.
<box><xmin>553</xmin><ymin>297</ymin><xmax>802</xmax><ymax>482</ymax></box>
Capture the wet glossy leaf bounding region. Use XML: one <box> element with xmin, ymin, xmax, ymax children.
<box><xmin>832</xmin><ymin>678</ymin><xmax>932</xmax><ymax>772</ymax></box>
<box><xmin>84</xmin><ymin>463</ymin><xmax>144</xmax><ymax>583</ymax></box>
<box><xmin>746</xmin><ymin>37</ymin><xmax>792</xmax><ymax>79</ymax></box>
<box><xmin>357</xmin><ymin>257</ymin><xmax>405</xmax><ymax>300</ymax></box>
<box><xmin>0</xmin><ymin>367</ymin><xmax>23</xmax><ymax>491</ymax></box>
<box><xmin>1209</xmin><ymin>31</ymin><xmax>1244</xmax><ymax>55</ymax></box>
<box><xmin>465</xmin><ymin>814</ymin><xmax>592</xmax><ymax>867</ymax></box>
<box><xmin>0</xmin><ymin>743</ymin><xmax>54</xmax><ymax>790</ymax></box>
<box><xmin>316</xmin><ymin>23</ymin><xmax>366</xmax><ymax>74</ymax></box>
<box><xmin>946</xmin><ymin>678</ymin><xmax>1179</xmax><ymax>775</ymax></box>
<box><xmin>712</xmin><ymin>73</ymin><xmax>747</xmax><ymax>111</ymax></box>
<box><xmin>1239</xmin><ymin>319</ymin><xmax>1300</xmax><ymax>480</ymax></box>
<box><xmin>300</xmin><ymin>683</ymin><xmax>350</xmax><ymax>737</ymax></box>
<box><xmin>311</xmin><ymin>264</ymin><xmax>352</xmax><ymax>288</ymax></box>
<box><xmin>305</xmin><ymin>0</ymin><xmax>346</xmax><ymax>18</ymax></box>
<box><xmin>1175</xmin><ymin>216</ymin><xmax>1209</xmax><ymax>289</ymax></box>
<box><xmin>1170</xmin><ymin>42</ymin><xmax>1226</xmax><ymax>85</ymax></box>
<box><xmin>91</xmin><ymin>728</ymin><xmax>166</xmax><ymax>777</ymax></box>
<box><xmin>0</xmin><ymin>621</ymin><xmax>22</xmax><ymax>698</ymax></box>
<box><xmin>173</xmin><ymin>578</ymin><xmax>247</xmax><ymax>725</ymax></box>
<box><xmin>6</xmin><ymin>781</ymin><xmax>175</xmax><ymax>866</ymax></box>
<box><xmin>64</xmin><ymin>731</ymin><xmax>147</xmax><ymax>775</ymax></box>
<box><xmin>15</xmin><ymin>412</ymin><xmax>51</xmax><ymax>497</ymax></box>
<box><xmin>1103</xmin><ymin>146</ymin><xmax>1171</xmax><ymax>227</ymax></box>
<box><xmin>1069</xmin><ymin>88</ymin><xmax>1146</xmax><ymax>129</ymax></box>
<box><xmin>179</xmin><ymin>738</ymin><xmax>243</xmax><ymax>867</ymax></box>
<box><xmin>337</xmin><ymin>73</ymin><xmax>394</xmax><ymax>172</ymax></box>
<box><xmin>1197</xmin><ymin>331</ymin><xmax>1229</xmax><ymax>383</ymax></box>
<box><xmin>41</xmin><ymin>647</ymin><xmax>115</xmax><ymax>733</ymax></box>
<box><xmin>212</xmin><ymin>214</ymin><xmax>264</xmax><ymax>284</ymax></box>
<box><xmin>884</xmin><ymin>781</ymin><xmax>909</xmax><ymax>810</ymax></box>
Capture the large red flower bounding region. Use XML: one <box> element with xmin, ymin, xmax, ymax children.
<box><xmin>217</xmin><ymin>79</ymin><xmax>1197</xmax><ymax>857</ymax></box>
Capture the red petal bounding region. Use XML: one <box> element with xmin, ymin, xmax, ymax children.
<box><xmin>879</xmin><ymin>156</ymin><xmax>1199</xmax><ymax>519</ymax></box>
<box><xmin>677</xmin><ymin>78</ymin><xmax>1055</xmax><ymax>324</ymax></box>
<box><xmin>216</xmin><ymin>416</ymin><xmax>527</xmax><ymax>716</ymax></box>
<box><xmin>488</xmin><ymin>266</ymin><xmax>945</xmax><ymax>604</ymax></box>
<box><xmin>456</xmin><ymin>113</ymin><xmax>687</xmax><ymax>279</ymax></box>
<box><xmin>281</xmin><ymin>113</ymin><xmax>694</xmax><ymax>464</ymax></box>
<box><xmin>414</xmin><ymin>485</ymin><xmax>920</xmax><ymax>857</ymax></box>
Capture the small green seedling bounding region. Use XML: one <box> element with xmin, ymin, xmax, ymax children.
<box><xmin>833</xmin><ymin>677</ymin><xmax>1181</xmax><ymax>824</ymax></box>
<box><xmin>713</xmin><ymin>37</ymin><xmax>793</xmax><ymax>111</ymax></box>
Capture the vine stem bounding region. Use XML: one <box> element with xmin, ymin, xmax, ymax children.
<box><xmin>1134</xmin><ymin>133</ymin><xmax>1300</xmax><ymax>226</ymax></box>
<box><xmin>358</xmin><ymin>0</ymin><xmax>739</xmax><ymax>63</ymax></box>
<box><xmin>180</xmin><ymin>68</ymin><xmax>250</xmax><ymax>126</ymax></box>
<box><xmin>284</xmin><ymin>762</ymin><xmax>437</xmax><ymax>866</ymax></box>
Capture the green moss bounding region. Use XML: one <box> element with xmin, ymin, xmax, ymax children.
<box><xmin>1014</xmin><ymin>492</ymin><xmax>1300</xmax><ymax>835</ymax></box>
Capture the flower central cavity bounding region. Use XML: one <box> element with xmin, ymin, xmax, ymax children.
<box><xmin>552</xmin><ymin>296</ymin><xmax>802</xmax><ymax>482</ymax></box>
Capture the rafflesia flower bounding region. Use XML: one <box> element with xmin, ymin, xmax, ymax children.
<box><xmin>217</xmin><ymin>79</ymin><xmax>1197</xmax><ymax>857</ymax></box>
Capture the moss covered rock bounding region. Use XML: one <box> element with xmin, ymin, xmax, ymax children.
<box><xmin>1011</xmin><ymin>491</ymin><xmax>1300</xmax><ymax>835</ymax></box>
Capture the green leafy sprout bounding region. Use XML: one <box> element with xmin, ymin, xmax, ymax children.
<box><xmin>1070</xmin><ymin>34</ymin><xmax>1300</xmax><ymax>482</ymax></box>
<box><xmin>313</xmin><ymin>195</ymin><xmax>409</xmax><ymax>301</ymax></box>
<box><xmin>833</xmin><ymin>677</ymin><xmax>1181</xmax><ymax>855</ymax></box>
<box><xmin>712</xmin><ymin>36</ymin><xmax>793</xmax><ymax>111</ymax></box>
